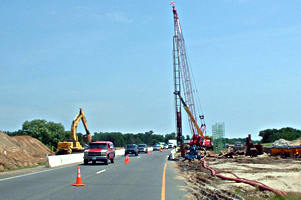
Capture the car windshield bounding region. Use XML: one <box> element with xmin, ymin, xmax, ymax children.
<box><xmin>138</xmin><ymin>144</ymin><xmax>146</xmax><ymax>147</ymax></box>
<box><xmin>126</xmin><ymin>144</ymin><xmax>136</xmax><ymax>148</ymax></box>
<box><xmin>89</xmin><ymin>143</ymin><xmax>107</xmax><ymax>149</ymax></box>
<box><xmin>154</xmin><ymin>144</ymin><xmax>160</xmax><ymax>147</ymax></box>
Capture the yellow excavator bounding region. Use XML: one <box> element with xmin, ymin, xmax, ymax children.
<box><xmin>57</xmin><ymin>108</ymin><xmax>92</xmax><ymax>154</ymax></box>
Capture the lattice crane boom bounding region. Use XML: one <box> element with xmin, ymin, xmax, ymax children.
<box><xmin>171</xmin><ymin>2</ymin><xmax>198</xmax><ymax>138</ymax></box>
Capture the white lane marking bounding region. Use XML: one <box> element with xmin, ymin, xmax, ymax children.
<box><xmin>96</xmin><ymin>169</ymin><xmax>106</xmax><ymax>174</ymax></box>
<box><xmin>0</xmin><ymin>167</ymin><xmax>62</xmax><ymax>182</ymax></box>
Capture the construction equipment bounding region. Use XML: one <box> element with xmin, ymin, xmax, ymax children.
<box><xmin>245</xmin><ymin>134</ymin><xmax>263</xmax><ymax>157</ymax></box>
<box><xmin>171</xmin><ymin>2</ymin><xmax>210</xmax><ymax>156</ymax></box>
<box><xmin>175</xmin><ymin>92</ymin><xmax>213</xmax><ymax>150</ymax></box>
<box><xmin>57</xmin><ymin>108</ymin><xmax>92</xmax><ymax>154</ymax></box>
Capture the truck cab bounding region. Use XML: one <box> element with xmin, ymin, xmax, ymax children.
<box><xmin>84</xmin><ymin>141</ymin><xmax>115</xmax><ymax>165</ymax></box>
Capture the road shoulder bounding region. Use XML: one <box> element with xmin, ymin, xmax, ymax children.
<box><xmin>166</xmin><ymin>160</ymin><xmax>187</xmax><ymax>200</ymax></box>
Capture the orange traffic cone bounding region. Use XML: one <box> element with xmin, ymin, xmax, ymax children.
<box><xmin>72</xmin><ymin>166</ymin><xmax>86</xmax><ymax>186</ymax></box>
<box><xmin>124</xmin><ymin>154</ymin><xmax>130</xmax><ymax>164</ymax></box>
<box><xmin>147</xmin><ymin>151</ymin><xmax>150</xmax><ymax>156</ymax></box>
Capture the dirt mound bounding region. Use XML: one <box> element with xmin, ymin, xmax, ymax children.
<box><xmin>0</xmin><ymin>132</ymin><xmax>53</xmax><ymax>171</ymax></box>
<box><xmin>291</xmin><ymin>138</ymin><xmax>301</xmax><ymax>146</ymax></box>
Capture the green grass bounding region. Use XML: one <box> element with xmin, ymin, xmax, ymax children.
<box><xmin>234</xmin><ymin>187</ymin><xmax>301</xmax><ymax>200</ymax></box>
<box><xmin>265</xmin><ymin>193</ymin><xmax>301</xmax><ymax>200</ymax></box>
<box><xmin>0</xmin><ymin>162</ymin><xmax>46</xmax><ymax>173</ymax></box>
<box><xmin>261</xmin><ymin>142</ymin><xmax>274</xmax><ymax>147</ymax></box>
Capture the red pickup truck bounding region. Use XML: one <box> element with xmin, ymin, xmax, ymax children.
<box><xmin>84</xmin><ymin>141</ymin><xmax>115</xmax><ymax>165</ymax></box>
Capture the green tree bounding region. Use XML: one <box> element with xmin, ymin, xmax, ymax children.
<box><xmin>164</xmin><ymin>133</ymin><xmax>176</xmax><ymax>143</ymax></box>
<box><xmin>21</xmin><ymin>119</ymin><xmax>66</xmax><ymax>149</ymax></box>
<box><xmin>259</xmin><ymin>127</ymin><xmax>301</xmax><ymax>143</ymax></box>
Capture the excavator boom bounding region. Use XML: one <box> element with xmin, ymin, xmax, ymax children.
<box><xmin>57</xmin><ymin>108</ymin><xmax>92</xmax><ymax>154</ymax></box>
<box><xmin>70</xmin><ymin>109</ymin><xmax>91</xmax><ymax>143</ymax></box>
<box><xmin>174</xmin><ymin>92</ymin><xmax>204</xmax><ymax>138</ymax></box>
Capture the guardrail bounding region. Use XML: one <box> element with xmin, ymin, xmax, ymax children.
<box><xmin>47</xmin><ymin>147</ymin><xmax>154</xmax><ymax>168</ymax></box>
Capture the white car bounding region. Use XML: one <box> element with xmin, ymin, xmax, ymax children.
<box><xmin>138</xmin><ymin>144</ymin><xmax>148</xmax><ymax>153</ymax></box>
<box><xmin>153</xmin><ymin>144</ymin><xmax>161</xmax><ymax>151</ymax></box>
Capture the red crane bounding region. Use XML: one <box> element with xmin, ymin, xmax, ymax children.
<box><xmin>171</xmin><ymin>2</ymin><xmax>209</xmax><ymax>149</ymax></box>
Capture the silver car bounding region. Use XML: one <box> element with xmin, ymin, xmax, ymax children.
<box><xmin>153</xmin><ymin>144</ymin><xmax>161</xmax><ymax>151</ymax></box>
<box><xmin>138</xmin><ymin>144</ymin><xmax>148</xmax><ymax>153</ymax></box>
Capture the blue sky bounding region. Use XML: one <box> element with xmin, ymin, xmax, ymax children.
<box><xmin>1</xmin><ymin>0</ymin><xmax>300</xmax><ymax>140</ymax></box>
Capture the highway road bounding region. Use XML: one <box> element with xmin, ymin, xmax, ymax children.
<box><xmin>0</xmin><ymin>150</ymin><xmax>186</xmax><ymax>200</ymax></box>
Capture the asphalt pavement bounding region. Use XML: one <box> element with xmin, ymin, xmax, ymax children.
<box><xmin>0</xmin><ymin>150</ymin><xmax>186</xmax><ymax>200</ymax></box>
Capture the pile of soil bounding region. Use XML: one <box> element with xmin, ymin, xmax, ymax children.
<box><xmin>291</xmin><ymin>138</ymin><xmax>301</xmax><ymax>146</ymax></box>
<box><xmin>0</xmin><ymin>132</ymin><xmax>53</xmax><ymax>171</ymax></box>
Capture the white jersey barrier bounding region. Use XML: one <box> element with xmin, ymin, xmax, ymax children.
<box><xmin>47</xmin><ymin>153</ymin><xmax>84</xmax><ymax>168</ymax></box>
<box><xmin>47</xmin><ymin>147</ymin><xmax>153</xmax><ymax>168</ymax></box>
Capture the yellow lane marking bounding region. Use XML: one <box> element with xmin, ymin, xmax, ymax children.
<box><xmin>161</xmin><ymin>160</ymin><xmax>167</xmax><ymax>200</ymax></box>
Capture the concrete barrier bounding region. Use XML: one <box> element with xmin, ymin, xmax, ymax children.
<box><xmin>115</xmin><ymin>149</ymin><xmax>125</xmax><ymax>156</ymax></box>
<box><xmin>47</xmin><ymin>153</ymin><xmax>84</xmax><ymax>168</ymax></box>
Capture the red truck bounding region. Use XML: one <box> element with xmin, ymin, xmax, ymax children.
<box><xmin>84</xmin><ymin>141</ymin><xmax>115</xmax><ymax>165</ymax></box>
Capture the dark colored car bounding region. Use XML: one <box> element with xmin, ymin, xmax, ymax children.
<box><xmin>125</xmin><ymin>144</ymin><xmax>138</xmax><ymax>156</ymax></box>
<box><xmin>84</xmin><ymin>141</ymin><xmax>115</xmax><ymax>165</ymax></box>
<box><xmin>234</xmin><ymin>142</ymin><xmax>242</xmax><ymax>147</ymax></box>
<box><xmin>138</xmin><ymin>144</ymin><xmax>148</xmax><ymax>153</ymax></box>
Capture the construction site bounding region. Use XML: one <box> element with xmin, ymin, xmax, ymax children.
<box><xmin>168</xmin><ymin>2</ymin><xmax>301</xmax><ymax>199</ymax></box>
<box><xmin>1</xmin><ymin>1</ymin><xmax>301</xmax><ymax>200</ymax></box>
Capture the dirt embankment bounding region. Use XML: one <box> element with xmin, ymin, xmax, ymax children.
<box><xmin>0</xmin><ymin>132</ymin><xmax>53</xmax><ymax>171</ymax></box>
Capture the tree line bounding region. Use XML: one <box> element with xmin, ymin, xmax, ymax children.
<box><xmin>93</xmin><ymin>131</ymin><xmax>176</xmax><ymax>147</ymax></box>
<box><xmin>215</xmin><ymin>127</ymin><xmax>301</xmax><ymax>145</ymax></box>
<box><xmin>3</xmin><ymin>119</ymin><xmax>300</xmax><ymax>150</ymax></box>
<box><xmin>3</xmin><ymin>119</ymin><xmax>176</xmax><ymax>150</ymax></box>
<box><xmin>259</xmin><ymin>127</ymin><xmax>301</xmax><ymax>143</ymax></box>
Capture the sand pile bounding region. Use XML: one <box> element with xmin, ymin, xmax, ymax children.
<box><xmin>0</xmin><ymin>132</ymin><xmax>53</xmax><ymax>171</ymax></box>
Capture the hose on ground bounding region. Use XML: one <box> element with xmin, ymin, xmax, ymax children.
<box><xmin>201</xmin><ymin>158</ymin><xmax>287</xmax><ymax>197</ymax></box>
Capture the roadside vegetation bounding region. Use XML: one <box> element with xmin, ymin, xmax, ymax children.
<box><xmin>234</xmin><ymin>188</ymin><xmax>301</xmax><ymax>200</ymax></box>
<box><xmin>215</xmin><ymin>127</ymin><xmax>301</xmax><ymax>148</ymax></box>
<box><xmin>3</xmin><ymin>119</ymin><xmax>301</xmax><ymax>151</ymax></box>
<box><xmin>269</xmin><ymin>193</ymin><xmax>301</xmax><ymax>200</ymax></box>
<box><xmin>2</xmin><ymin>119</ymin><xmax>177</xmax><ymax>150</ymax></box>
<box><xmin>93</xmin><ymin>131</ymin><xmax>176</xmax><ymax>147</ymax></box>
<box><xmin>0</xmin><ymin>162</ymin><xmax>46</xmax><ymax>173</ymax></box>
<box><xmin>259</xmin><ymin>127</ymin><xmax>301</xmax><ymax>143</ymax></box>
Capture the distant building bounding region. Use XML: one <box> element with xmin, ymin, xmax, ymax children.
<box><xmin>212</xmin><ymin>122</ymin><xmax>225</xmax><ymax>139</ymax></box>
<box><xmin>183</xmin><ymin>139</ymin><xmax>190</xmax><ymax>144</ymax></box>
